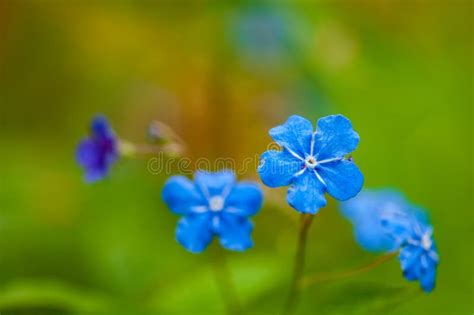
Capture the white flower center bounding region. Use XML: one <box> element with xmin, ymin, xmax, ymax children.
<box><xmin>305</xmin><ymin>156</ymin><xmax>318</xmax><ymax>169</ymax></box>
<box><xmin>421</xmin><ymin>233</ymin><xmax>432</xmax><ymax>250</ymax></box>
<box><xmin>209</xmin><ymin>196</ymin><xmax>225</xmax><ymax>212</ymax></box>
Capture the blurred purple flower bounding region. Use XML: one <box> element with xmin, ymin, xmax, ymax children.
<box><xmin>76</xmin><ymin>115</ymin><xmax>119</xmax><ymax>183</ymax></box>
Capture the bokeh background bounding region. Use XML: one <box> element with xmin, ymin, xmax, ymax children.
<box><xmin>0</xmin><ymin>1</ymin><xmax>472</xmax><ymax>314</ymax></box>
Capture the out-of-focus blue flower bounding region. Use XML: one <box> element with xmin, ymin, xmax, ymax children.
<box><xmin>340</xmin><ymin>189</ymin><xmax>414</xmax><ymax>252</ymax></box>
<box><xmin>76</xmin><ymin>115</ymin><xmax>119</xmax><ymax>183</ymax></box>
<box><xmin>230</xmin><ymin>9</ymin><xmax>287</xmax><ymax>64</ymax></box>
<box><xmin>382</xmin><ymin>207</ymin><xmax>439</xmax><ymax>293</ymax></box>
<box><xmin>258</xmin><ymin>115</ymin><xmax>363</xmax><ymax>214</ymax></box>
<box><xmin>162</xmin><ymin>170</ymin><xmax>263</xmax><ymax>253</ymax></box>
<box><xmin>341</xmin><ymin>189</ymin><xmax>439</xmax><ymax>292</ymax></box>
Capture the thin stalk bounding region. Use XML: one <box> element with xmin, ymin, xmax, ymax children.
<box><xmin>283</xmin><ymin>214</ymin><xmax>314</xmax><ymax>315</ymax></box>
<box><xmin>119</xmin><ymin>140</ymin><xmax>185</xmax><ymax>157</ymax></box>
<box><xmin>299</xmin><ymin>252</ymin><xmax>397</xmax><ymax>289</ymax></box>
<box><xmin>211</xmin><ymin>247</ymin><xmax>241</xmax><ymax>315</ymax></box>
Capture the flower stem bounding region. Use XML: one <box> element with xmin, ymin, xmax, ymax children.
<box><xmin>119</xmin><ymin>140</ymin><xmax>185</xmax><ymax>157</ymax></box>
<box><xmin>283</xmin><ymin>213</ymin><xmax>314</xmax><ymax>315</ymax></box>
<box><xmin>211</xmin><ymin>247</ymin><xmax>241</xmax><ymax>315</ymax></box>
<box><xmin>299</xmin><ymin>252</ymin><xmax>397</xmax><ymax>289</ymax></box>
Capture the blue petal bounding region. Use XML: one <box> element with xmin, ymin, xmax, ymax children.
<box><xmin>176</xmin><ymin>213</ymin><xmax>213</xmax><ymax>253</ymax></box>
<box><xmin>340</xmin><ymin>189</ymin><xmax>410</xmax><ymax>252</ymax></box>
<box><xmin>84</xmin><ymin>167</ymin><xmax>108</xmax><ymax>183</ymax></box>
<box><xmin>76</xmin><ymin>139</ymin><xmax>110</xmax><ymax>182</ymax></box>
<box><xmin>162</xmin><ymin>176</ymin><xmax>206</xmax><ymax>215</ymax></box>
<box><xmin>215</xmin><ymin>213</ymin><xmax>253</xmax><ymax>251</ymax></box>
<box><xmin>353</xmin><ymin>222</ymin><xmax>399</xmax><ymax>253</ymax></box>
<box><xmin>258</xmin><ymin>149</ymin><xmax>303</xmax><ymax>188</ymax></box>
<box><xmin>340</xmin><ymin>189</ymin><xmax>407</xmax><ymax>221</ymax></box>
<box><xmin>419</xmin><ymin>256</ymin><xmax>437</xmax><ymax>292</ymax></box>
<box><xmin>269</xmin><ymin>115</ymin><xmax>313</xmax><ymax>157</ymax></box>
<box><xmin>76</xmin><ymin>139</ymin><xmax>98</xmax><ymax>167</ymax></box>
<box><xmin>313</xmin><ymin>115</ymin><xmax>360</xmax><ymax>160</ymax></box>
<box><xmin>400</xmin><ymin>245</ymin><xmax>422</xmax><ymax>281</ymax></box>
<box><xmin>194</xmin><ymin>170</ymin><xmax>236</xmax><ymax>197</ymax></box>
<box><xmin>287</xmin><ymin>171</ymin><xmax>327</xmax><ymax>214</ymax></box>
<box><xmin>225</xmin><ymin>182</ymin><xmax>263</xmax><ymax>217</ymax></box>
<box><xmin>318</xmin><ymin>160</ymin><xmax>364</xmax><ymax>201</ymax></box>
<box><xmin>381</xmin><ymin>216</ymin><xmax>413</xmax><ymax>245</ymax></box>
<box><xmin>91</xmin><ymin>115</ymin><xmax>114</xmax><ymax>139</ymax></box>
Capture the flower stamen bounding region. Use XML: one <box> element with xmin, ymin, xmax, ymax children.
<box><xmin>305</xmin><ymin>156</ymin><xmax>318</xmax><ymax>169</ymax></box>
<box><xmin>209</xmin><ymin>196</ymin><xmax>225</xmax><ymax>212</ymax></box>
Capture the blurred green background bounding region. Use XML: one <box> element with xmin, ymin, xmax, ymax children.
<box><xmin>0</xmin><ymin>1</ymin><xmax>472</xmax><ymax>314</ymax></box>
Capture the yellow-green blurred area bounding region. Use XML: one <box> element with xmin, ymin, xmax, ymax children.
<box><xmin>0</xmin><ymin>1</ymin><xmax>472</xmax><ymax>314</ymax></box>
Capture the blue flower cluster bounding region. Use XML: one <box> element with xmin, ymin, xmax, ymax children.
<box><xmin>75</xmin><ymin>113</ymin><xmax>439</xmax><ymax>293</ymax></box>
<box><xmin>341</xmin><ymin>189</ymin><xmax>439</xmax><ymax>292</ymax></box>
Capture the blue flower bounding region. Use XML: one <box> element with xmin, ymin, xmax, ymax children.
<box><xmin>162</xmin><ymin>170</ymin><xmax>263</xmax><ymax>253</ymax></box>
<box><xmin>231</xmin><ymin>9</ymin><xmax>286</xmax><ymax>61</ymax></box>
<box><xmin>340</xmin><ymin>189</ymin><xmax>415</xmax><ymax>253</ymax></box>
<box><xmin>342</xmin><ymin>189</ymin><xmax>439</xmax><ymax>292</ymax></box>
<box><xmin>383</xmin><ymin>207</ymin><xmax>439</xmax><ymax>293</ymax></box>
<box><xmin>258</xmin><ymin>115</ymin><xmax>363</xmax><ymax>214</ymax></box>
<box><xmin>76</xmin><ymin>115</ymin><xmax>119</xmax><ymax>183</ymax></box>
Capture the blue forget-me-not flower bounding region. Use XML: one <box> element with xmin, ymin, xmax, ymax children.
<box><xmin>340</xmin><ymin>189</ymin><xmax>415</xmax><ymax>253</ymax></box>
<box><xmin>382</xmin><ymin>204</ymin><xmax>439</xmax><ymax>293</ymax></box>
<box><xmin>76</xmin><ymin>115</ymin><xmax>119</xmax><ymax>183</ymax></box>
<box><xmin>342</xmin><ymin>189</ymin><xmax>439</xmax><ymax>292</ymax></box>
<box><xmin>162</xmin><ymin>170</ymin><xmax>263</xmax><ymax>253</ymax></box>
<box><xmin>258</xmin><ymin>115</ymin><xmax>363</xmax><ymax>214</ymax></box>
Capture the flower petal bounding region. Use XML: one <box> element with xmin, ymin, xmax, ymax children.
<box><xmin>400</xmin><ymin>245</ymin><xmax>423</xmax><ymax>281</ymax></box>
<box><xmin>419</xmin><ymin>256</ymin><xmax>437</xmax><ymax>292</ymax></box>
<box><xmin>225</xmin><ymin>182</ymin><xmax>263</xmax><ymax>217</ymax></box>
<box><xmin>340</xmin><ymin>189</ymin><xmax>407</xmax><ymax>222</ymax></box>
<box><xmin>353</xmin><ymin>222</ymin><xmax>400</xmax><ymax>253</ymax></box>
<box><xmin>194</xmin><ymin>170</ymin><xmax>236</xmax><ymax>197</ymax></box>
<box><xmin>76</xmin><ymin>139</ymin><xmax>111</xmax><ymax>182</ymax></box>
<box><xmin>84</xmin><ymin>167</ymin><xmax>109</xmax><ymax>183</ymax></box>
<box><xmin>76</xmin><ymin>139</ymin><xmax>98</xmax><ymax>167</ymax></box>
<box><xmin>313</xmin><ymin>115</ymin><xmax>360</xmax><ymax>160</ymax></box>
<box><xmin>340</xmin><ymin>189</ymin><xmax>411</xmax><ymax>252</ymax></box>
<box><xmin>176</xmin><ymin>213</ymin><xmax>213</xmax><ymax>253</ymax></box>
<box><xmin>318</xmin><ymin>159</ymin><xmax>364</xmax><ymax>201</ymax></box>
<box><xmin>91</xmin><ymin>115</ymin><xmax>114</xmax><ymax>139</ymax></box>
<box><xmin>258</xmin><ymin>149</ymin><xmax>303</xmax><ymax>188</ymax></box>
<box><xmin>287</xmin><ymin>171</ymin><xmax>327</xmax><ymax>214</ymax></box>
<box><xmin>215</xmin><ymin>213</ymin><xmax>253</xmax><ymax>251</ymax></box>
<box><xmin>269</xmin><ymin>115</ymin><xmax>313</xmax><ymax>157</ymax></box>
<box><xmin>162</xmin><ymin>176</ymin><xmax>206</xmax><ymax>215</ymax></box>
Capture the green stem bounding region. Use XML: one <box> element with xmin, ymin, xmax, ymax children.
<box><xmin>211</xmin><ymin>248</ymin><xmax>241</xmax><ymax>315</ymax></box>
<box><xmin>283</xmin><ymin>214</ymin><xmax>314</xmax><ymax>315</ymax></box>
<box><xmin>299</xmin><ymin>252</ymin><xmax>397</xmax><ymax>289</ymax></box>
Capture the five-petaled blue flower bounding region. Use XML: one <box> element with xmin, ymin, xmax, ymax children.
<box><xmin>382</xmin><ymin>205</ymin><xmax>440</xmax><ymax>293</ymax></box>
<box><xmin>340</xmin><ymin>189</ymin><xmax>415</xmax><ymax>253</ymax></box>
<box><xmin>76</xmin><ymin>115</ymin><xmax>119</xmax><ymax>183</ymax></box>
<box><xmin>162</xmin><ymin>170</ymin><xmax>263</xmax><ymax>253</ymax></box>
<box><xmin>258</xmin><ymin>115</ymin><xmax>364</xmax><ymax>214</ymax></box>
